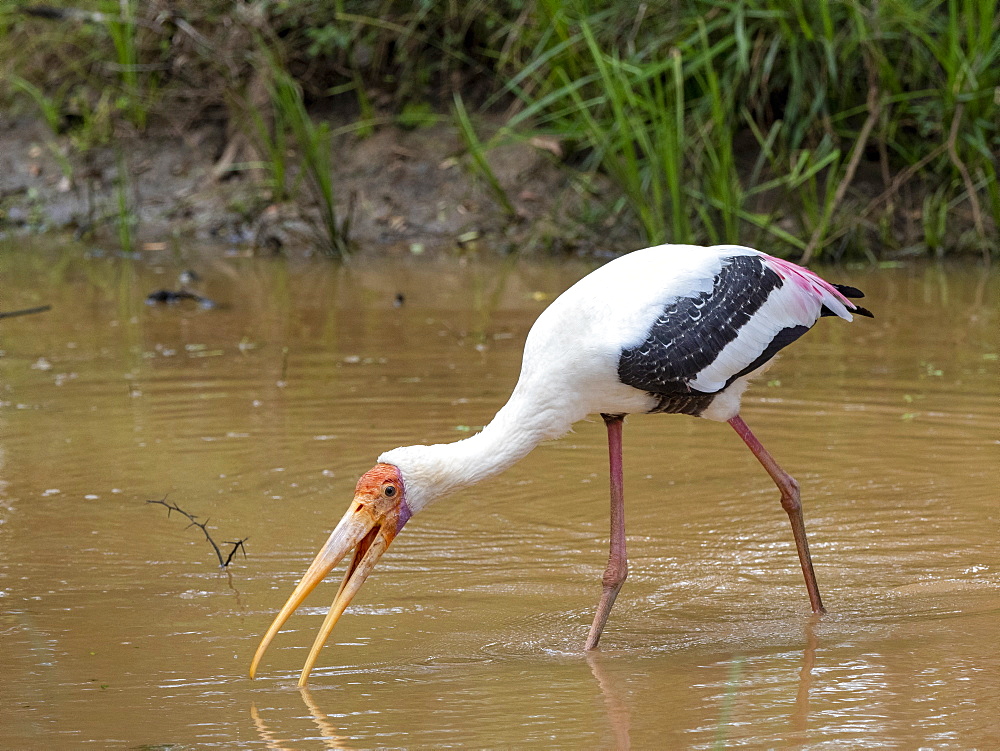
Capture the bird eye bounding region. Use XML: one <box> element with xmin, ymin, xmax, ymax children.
<box><xmin>383</xmin><ymin>484</ymin><xmax>396</xmax><ymax>497</ymax></box>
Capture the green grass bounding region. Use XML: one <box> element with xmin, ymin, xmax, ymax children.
<box><xmin>262</xmin><ymin>49</ymin><xmax>351</xmax><ymax>258</ymax></box>
<box><xmin>102</xmin><ymin>0</ymin><xmax>149</xmax><ymax>130</ymax></box>
<box><xmin>1</xmin><ymin>0</ymin><xmax>996</xmax><ymax>258</ymax></box>
<box><xmin>501</xmin><ymin>0</ymin><xmax>1000</xmax><ymax>258</ymax></box>
<box><xmin>453</xmin><ymin>93</ymin><xmax>517</xmax><ymax>220</ymax></box>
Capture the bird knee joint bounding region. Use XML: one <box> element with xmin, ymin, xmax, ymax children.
<box><xmin>779</xmin><ymin>477</ymin><xmax>801</xmax><ymax>514</ymax></box>
<box><xmin>780</xmin><ymin>495</ymin><xmax>800</xmax><ymax>515</ymax></box>
<box><xmin>603</xmin><ymin>563</ymin><xmax>628</xmax><ymax>588</ymax></box>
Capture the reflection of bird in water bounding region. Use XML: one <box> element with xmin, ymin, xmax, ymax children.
<box><xmin>250</xmin><ymin>689</ymin><xmax>350</xmax><ymax>750</ymax></box>
<box><xmin>249</xmin><ymin>704</ymin><xmax>294</xmax><ymax>751</ymax></box>
<box><xmin>250</xmin><ymin>244</ymin><xmax>873</xmax><ymax>685</ymax></box>
<box><xmin>792</xmin><ymin>615</ymin><xmax>820</xmax><ymax>733</ymax></box>
<box><xmin>145</xmin><ymin>269</ymin><xmax>216</xmax><ymax>308</ymax></box>
<box><xmin>587</xmin><ymin>651</ymin><xmax>632</xmax><ymax>749</ymax></box>
<box><xmin>300</xmin><ymin>687</ymin><xmax>351</xmax><ymax>749</ymax></box>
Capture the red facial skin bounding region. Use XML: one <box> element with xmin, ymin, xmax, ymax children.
<box><xmin>249</xmin><ymin>462</ymin><xmax>414</xmax><ymax>683</ymax></box>
<box><xmin>353</xmin><ymin>463</ymin><xmax>411</xmax><ymax>536</ymax></box>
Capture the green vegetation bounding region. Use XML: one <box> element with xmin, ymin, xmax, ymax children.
<box><xmin>1</xmin><ymin>1</ymin><xmax>997</xmax><ymax>259</ymax></box>
<box><xmin>114</xmin><ymin>150</ymin><xmax>135</xmax><ymax>253</ymax></box>
<box><xmin>453</xmin><ymin>93</ymin><xmax>518</xmax><ymax>219</ymax></box>
<box><xmin>260</xmin><ymin>47</ymin><xmax>352</xmax><ymax>257</ymax></box>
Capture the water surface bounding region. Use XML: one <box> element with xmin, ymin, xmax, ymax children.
<box><xmin>1</xmin><ymin>244</ymin><xmax>997</xmax><ymax>748</ymax></box>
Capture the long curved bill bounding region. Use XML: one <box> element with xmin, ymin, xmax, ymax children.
<box><xmin>250</xmin><ymin>497</ymin><xmax>405</xmax><ymax>686</ymax></box>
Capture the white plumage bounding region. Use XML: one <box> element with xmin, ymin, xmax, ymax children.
<box><xmin>381</xmin><ymin>244</ymin><xmax>861</xmax><ymax>509</ymax></box>
<box><xmin>251</xmin><ymin>243</ymin><xmax>872</xmax><ymax>684</ymax></box>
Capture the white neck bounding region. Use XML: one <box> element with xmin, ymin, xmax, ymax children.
<box><xmin>378</xmin><ymin>383</ymin><xmax>583</xmax><ymax>513</ymax></box>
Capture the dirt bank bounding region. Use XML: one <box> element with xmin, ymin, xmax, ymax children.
<box><xmin>0</xmin><ymin>112</ymin><xmax>612</xmax><ymax>257</ymax></box>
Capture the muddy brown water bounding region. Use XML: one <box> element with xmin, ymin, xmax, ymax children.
<box><xmin>1</xmin><ymin>243</ymin><xmax>997</xmax><ymax>748</ymax></box>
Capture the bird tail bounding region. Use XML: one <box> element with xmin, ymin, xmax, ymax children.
<box><xmin>825</xmin><ymin>284</ymin><xmax>874</xmax><ymax>318</ymax></box>
<box><xmin>761</xmin><ymin>254</ymin><xmax>874</xmax><ymax>321</ymax></box>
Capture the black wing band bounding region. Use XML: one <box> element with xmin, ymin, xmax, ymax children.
<box><xmin>617</xmin><ymin>255</ymin><xmax>783</xmax><ymax>393</ymax></box>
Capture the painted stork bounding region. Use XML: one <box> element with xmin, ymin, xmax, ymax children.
<box><xmin>250</xmin><ymin>243</ymin><xmax>873</xmax><ymax>684</ymax></box>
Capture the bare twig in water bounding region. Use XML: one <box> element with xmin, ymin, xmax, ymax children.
<box><xmin>146</xmin><ymin>495</ymin><xmax>248</xmax><ymax>568</ymax></box>
<box><xmin>222</xmin><ymin>538</ymin><xmax>250</xmax><ymax>567</ymax></box>
<box><xmin>0</xmin><ymin>305</ymin><xmax>52</xmax><ymax>320</ymax></box>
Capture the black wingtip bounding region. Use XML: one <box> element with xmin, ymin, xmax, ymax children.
<box><xmin>832</xmin><ymin>283</ymin><xmax>866</xmax><ymax>299</ymax></box>
<box><xmin>820</xmin><ymin>302</ymin><xmax>875</xmax><ymax>318</ymax></box>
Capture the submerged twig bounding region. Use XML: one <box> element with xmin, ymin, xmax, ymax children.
<box><xmin>146</xmin><ymin>495</ymin><xmax>248</xmax><ymax>568</ymax></box>
<box><xmin>0</xmin><ymin>305</ymin><xmax>52</xmax><ymax>320</ymax></box>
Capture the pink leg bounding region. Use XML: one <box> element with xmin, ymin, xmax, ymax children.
<box><xmin>586</xmin><ymin>414</ymin><xmax>628</xmax><ymax>650</ymax></box>
<box><xmin>728</xmin><ymin>415</ymin><xmax>826</xmax><ymax>614</ymax></box>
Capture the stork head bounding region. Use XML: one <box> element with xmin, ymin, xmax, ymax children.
<box><xmin>249</xmin><ymin>463</ymin><xmax>412</xmax><ymax>685</ymax></box>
